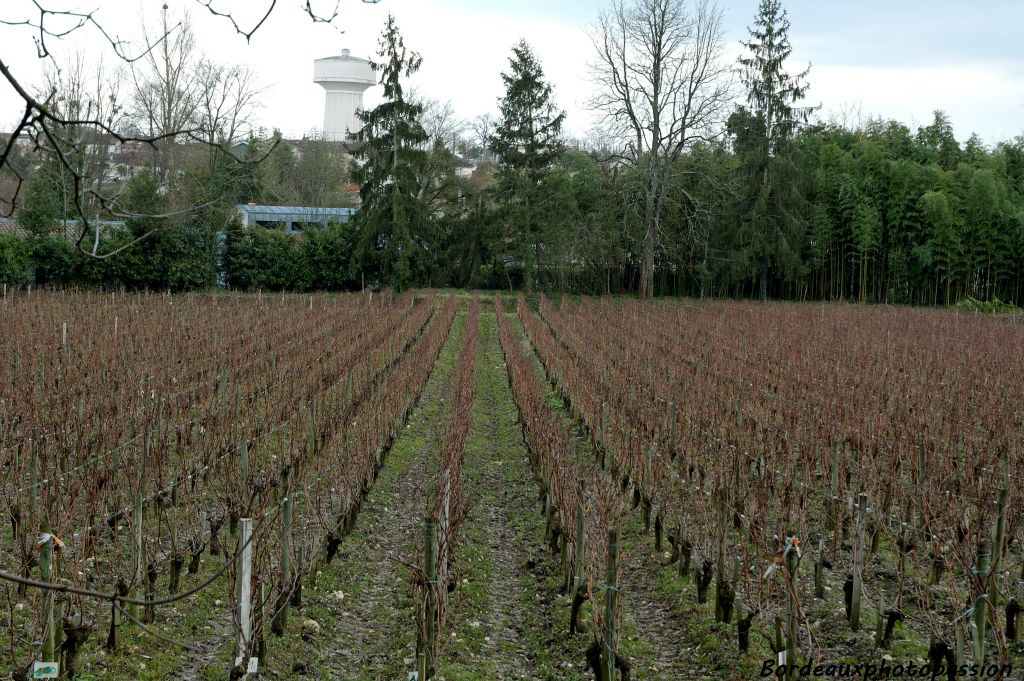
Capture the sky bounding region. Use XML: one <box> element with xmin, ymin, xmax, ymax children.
<box><xmin>1</xmin><ymin>0</ymin><xmax>1022</xmax><ymax>144</ymax></box>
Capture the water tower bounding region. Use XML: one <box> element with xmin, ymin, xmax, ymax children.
<box><xmin>313</xmin><ymin>50</ymin><xmax>376</xmax><ymax>141</ymax></box>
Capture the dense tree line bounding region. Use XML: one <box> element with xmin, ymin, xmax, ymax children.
<box><xmin>625</xmin><ymin>114</ymin><xmax>1023</xmax><ymax>304</ymax></box>
<box><xmin>2</xmin><ymin>2</ymin><xmax>1021</xmax><ymax>304</ymax></box>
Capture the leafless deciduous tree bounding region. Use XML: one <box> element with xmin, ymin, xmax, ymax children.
<box><xmin>469</xmin><ymin>113</ymin><xmax>496</xmax><ymax>160</ymax></box>
<box><xmin>133</xmin><ymin>6</ymin><xmax>264</xmax><ymax>181</ymax></box>
<box><xmin>194</xmin><ymin>61</ymin><xmax>263</xmax><ymax>157</ymax></box>
<box><xmin>291</xmin><ymin>134</ymin><xmax>352</xmax><ymax>208</ymax></box>
<box><xmin>130</xmin><ymin>6</ymin><xmax>199</xmax><ymax>199</ymax></box>
<box><xmin>418</xmin><ymin>96</ymin><xmax>465</xmax><ymax>154</ymax></box>
<box><xmin>590</xmin><ymin>0</ymin><xmax>732</xmax><ymax>297</ymax></box>
<box><xmin>0</xmin><ymin>0</ymin><xmax>379</xmax><ymax>256</ymax></box>
<box><xmin>411</xmin><ymin>94</ymin><xmax>468</xmax><ymax>204</ymax></box>
<box><xmin>39</xmin><ymin>53</ymin><xmax>126</xmax><ymax>251</ymax></box>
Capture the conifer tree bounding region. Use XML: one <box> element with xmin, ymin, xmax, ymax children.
<box><xmin>491</xmin><ymin>40</ymin><xmax>565</xmax><ymax>290</ymax></box>
<box><xmin>352</xmin><ymin>15</ymin><xmax>430</xmax><ymax>290</ymax></box>
<box><xmin>731</xmin><ymin>0</ymin><xmax>815</xmax><ymax>299</ymax></box>
<box><xmin>17</xmin><ymin>161</ymin><xmax>65</xmax><ymax>237</ymax></box>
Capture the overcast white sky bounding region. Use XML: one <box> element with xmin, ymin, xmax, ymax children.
<box><xmin>2</xmin><ymin>0</ymin><xmax>1022</xmax><ymax>144</ymax></box>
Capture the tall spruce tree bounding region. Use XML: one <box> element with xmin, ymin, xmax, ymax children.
<box><xmin>732</xmin><ymin>0</ymin><xmax>815</xmax><ymax>299</ymax></box>
<box><xmin>17</xmin><ymin>161</ymin><xmax>66</xmax><ymax>237</ymax></box>
<box><xmin>491</xmin><ymin>40</ymin><xmax>565</xmax><ymax>291</ymax></box>
<box><xmin>352</xmin><ymin>15</ymin><xmax>430</xmax><ymax>290</ymax></box>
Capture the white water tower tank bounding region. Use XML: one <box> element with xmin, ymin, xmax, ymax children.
<box><xmin>313</xmin><ymin>49</ymin><xmax>376</xmax><ymax>141</ymax></box>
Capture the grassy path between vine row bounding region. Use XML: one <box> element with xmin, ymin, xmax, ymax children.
<box><xmin>265</xmin><ymin>304</ymin><xmax>589</xmax><ymax>679</ymax></box>
<box><xmin>435</xmin><ymin>308</ymin><xmax>582</xmax><ymax>680</ymax></box>
<box><xmin>259</xmin><ymin>311</ymin><xmax>466</xmax><ymax>679</ymax></box>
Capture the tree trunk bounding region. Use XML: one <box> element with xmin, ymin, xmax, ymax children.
<box><xmin>640</xmin><ymin>195</ymin><xmax>656</xmax><ymax>299</ymax></box>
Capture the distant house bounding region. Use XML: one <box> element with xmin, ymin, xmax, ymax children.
<box><xmin>235</xmin><ymin>204</ymin><xmax>357</xmax><ymax>234</ymax></box>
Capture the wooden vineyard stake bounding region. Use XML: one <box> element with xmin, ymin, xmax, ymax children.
<box><xmin>715</xmin><ymin>492</ymin><xmax>729</xmax><ymax>623</ymax></box>
<box><xmin>291</xmin><ymin>543</ymin><xmax>304</xmax><ymax>608</ymax></box>
<box><xmin>774</xmin><ymin>616</ymin><xmax>784</xmax><ymax>663</ymax></box>
<box><xmin>129</xmin><ymin>429</ymin><xmax>151</xmax><ymax>623</ymax></box>
<box><xmin>694</xmin><ymin>549</ymin><xmax>713</xmax><ymax>604</ymax></box>
<box><xmin>954</xmin><ymin>621</ymin><xmax>965</xmax><ymax>669</ymax></box>
<box><xmin>599</xmin><ymin>402</ymin><xmax>607</xmax><ymax>469</ymax></box>
<box><xmin>560</xmin><ymin>529</ymin><xmax>571</xmax><ymax>594</ymax></box>
<box><xmin>601</xmin><ymin>526</ymin><xmax>620</xmax><ymax>681</ymax></box>
<box><xmin>240</xmin><ymin>440</ymin><xmax>250</xmax><ymax>491</ymax></box>
<box><xmin>20</xmin><ymin>447</ymin><xmax>39</xmax><ymax>598</ymax></box>
<box><xmin>828</xmin><ymin>445</ymin><xmax>840</xmax><ymax>533</ymax></box>
<box><xmin>667</xmin><ymin>402</ymin><xmax>677</xmax><ymax>457</ymax></box>
<box><xmin>106</xmin><ymin>579</ymin><xmax>127</xmax><ymax>651</ymax></box>
<box><xmin>419</xmin><ymin>517</ymin><xmax>438</xmax><ymax>681</ymax></box>
<box><xmin>169</xmin><ymin>486</ymin><xmax>183</xmax><ymax>594</ymax></box>
<box><xmin>874</xmin><ymin>594</ymin><xmax>885</xmax><ymax>648</ymax></box>
<box><xmin>735</xmin><ymin>597</ymin><xmax>749</xmax><ymax>650</ymax></box>
<box><xmin>570</xmin><ymin>502</ymin><xmax>588</xmax><ymax>635</ymax></box>
<box><xmin>783</xmin><ymin>540</ymin><xmax>800</xmax><ymax>679</ymax></box>
<box><xmin>972</xmin><ymin>539</ymin><xmax>990</xmax><ymax>666</ymax></box>
<box><xmin>53</xmin><ymin>598</ymin><xmax>68</xmax><ymax>673</ymax></box>
<box><xmin>989</xmin><ymin>464</ymin><xmax>1008</xmax><ymax>613</ymax></box>
<box><xmin>850</xmin><ymin>493</ymin><xmax>867</xmax><ymax>631</ymax></box>
<box><xmin>30</xmin><ymin>446</ymin><xmax>38</xmax><ymax>544</ymax></box>
<box><xmin>573</xmin><ymin>501</ymin><xmax>586</xmax><ymax>596</ymax></box>
<box><xmin>544</xmin><ymin>493</ymin><xmax>554</xmax><ymax>543</ymax></box>
<box><xmin>234</xmin><ymin>518</ymin><xmax>255</xmax><ymax>675</ymax></box>
<box><xmin>272</xmin><ymin>468</ymin><xmax>292</xmax><ymax>636</ymax></box>
<box><xmin>307</xmin><ymin>396</ymin><xmax>317</xmax><ymax>458</ymax></box>
<box><xmin>930</xmin><ymin>553</ymin><xmax>945</xmax><ymax>587</ymax></box>
<box><xmin>693</xmin><ymin>552</ymin><xmax>704</xmax><ymax>600</ymax></box>
<box><xmin>129</xmin><ymin>487</ymin><xmax>144</xmax><ymax>623</ymax></box>
<box><xmin>39</xmin><ymin>522</ymin><xmax>55</xmax><ymax>666</ymax></box>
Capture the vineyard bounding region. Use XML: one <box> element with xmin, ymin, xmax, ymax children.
<box><xmin>1</xmin><ymin>290</ymin><xmax>1022</xmax><ymax>680</ymax></box>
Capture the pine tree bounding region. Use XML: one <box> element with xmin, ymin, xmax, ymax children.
<box><xmin>18</xmin><ymin>161</ymin><xmax>65</xmax><ymax>237</ymax></box>
<box><xmin>352</xmin><ymin>15</ymin><xmax>430</xmax><ymax>290</ymax></box>
<box><xmin>491</xmin><ymin>40</ymin><xmax>565</xmax><ymax>291</ymax></box>
<box><xmin>732</xmin><ymin>0</ymin><xmax>815</xmax><ymax>299</ymax></box>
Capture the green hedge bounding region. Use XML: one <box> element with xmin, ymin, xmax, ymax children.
<box><xmin>224</xmin><ymin>227</ymin><xmax>311</xmax><ymax>291</ymax></box>
<box><xmin>0</xmin><ymin>234</ymin><xmax>31</xmax><ymax>286</ymax></box>
<box><xmin>1</xmin><ymin>222</ymin><xmax>364</xmax><ymax>292</ymax></box>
